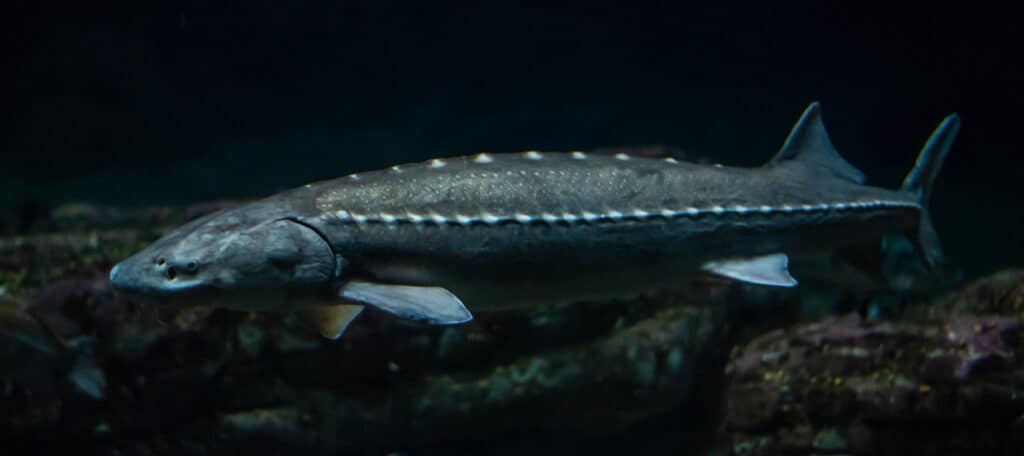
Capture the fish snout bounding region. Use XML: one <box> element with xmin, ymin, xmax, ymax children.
<box><xmin>108</xmin><ymin>259</ymin><xmax>141</xmax><ymax>293</ymax></box>
<box><xmin>108</xmin><ymin>263</ymin><xmax>122</xmax><ymax>285</ymax></box>
<box><xmin>108</xmin><ymin>257</ymin><xmax>158</xmax><ymax>294</ymax></box>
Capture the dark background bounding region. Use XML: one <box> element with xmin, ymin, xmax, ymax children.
<box><xmin>3</xmin><ymin>1</ymin><xmax>1022</xmax><ymax>276</ymax></box>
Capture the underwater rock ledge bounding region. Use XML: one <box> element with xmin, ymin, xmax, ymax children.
<box><xmin>718</xmin><ymin>270</ymin><xmax>1024</xmax><ymax>455</ymax></box>
<box><xmin>1</xmin><ymin>202</ymin><xmax>1022</xmax><ymax>454</ymax></box>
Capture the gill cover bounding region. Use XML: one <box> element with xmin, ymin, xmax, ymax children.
<box><xmin>221</xmin><ymin>218</ymin><xmax>337</xmax><ymax>289</ymax></box>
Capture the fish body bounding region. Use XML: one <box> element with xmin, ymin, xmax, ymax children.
<box><xmin>109</xmin><ymin>103</ymin><xmax>960</xmax><ymax>337</ymax></box>
<box><xmin>290</xmin><ymin>146</ymin><xmax>915</xmax><ymax>310</ymax></box>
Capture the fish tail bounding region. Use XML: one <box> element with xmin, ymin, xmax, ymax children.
<box><xmin>900</xmin><ymin>113</ymin><xmax>961</xmax><ymax>270</ymax></box>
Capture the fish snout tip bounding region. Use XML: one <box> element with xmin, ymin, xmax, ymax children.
<box><xmin>109</xmin><ymin>261</ymin><xmax>139</xmax><ymax>292</ymax></box>
<box><xmin>108</xmin><ymin>261</ymin><xmax>129</xmax><ymax>288</ymax></box>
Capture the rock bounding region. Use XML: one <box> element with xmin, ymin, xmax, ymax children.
<box><xmin>206</xmin><ymin>303</ymin><xmax>725</xmax><ymax>452</ymax></box>
<box><xmin>718</xmin><ymin>271</ymin><xmax>1024</xmax><ymax>455</ymax></box>
<box><xmin>4</xmin><ymin>200</ymin><xmax>1023</xmax><ymax>455</ymax></box>
<box><xmin>68</xmin><ymin>356</ymin><xmax>106</xmax><ymax>400</ymax></box>
<box><xmin>221</xmin><ymin>407</ymin><xmax>303</xmax><ymax>434</ymax></box>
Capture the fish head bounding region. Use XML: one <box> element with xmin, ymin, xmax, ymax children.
<box><xmin>110</xmin><ymin>209</ymin><xmax>337</xmax><ymax>307</ymax></box>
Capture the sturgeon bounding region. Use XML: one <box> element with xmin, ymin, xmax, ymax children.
<box><xmin>109</xmin><ymin>103</ymin><xmax>960</xmax><ymax>338</ymax></box>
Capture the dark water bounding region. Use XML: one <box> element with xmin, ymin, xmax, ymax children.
<box><xmin>5</xmin><ymin>1</ymin><xmax>1022</xmax><ymax>274</ymax></box>
<box><xmin>3</xmin><ymin>2</ymin><xmax>1023</xmax><ymax>454</ymax></box>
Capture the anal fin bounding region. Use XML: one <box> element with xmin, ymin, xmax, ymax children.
<box><xmin>701</xmin><ymin>253</ymin><xmax>798</xmax><ymax>287</ymax></box>
<box><xmin>300</xmin><ymin>304</ymin><xmax>364</xmax><ymax>339</ymax></box>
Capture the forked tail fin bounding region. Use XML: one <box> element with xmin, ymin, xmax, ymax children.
<box><xmin>901</xmin><ymin>113</ymin><xmax>961</xmax><ymax>270</ymax></box>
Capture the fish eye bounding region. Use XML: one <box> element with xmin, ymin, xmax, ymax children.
<box><xmin>157</xmin><ymin>258</ymin><xmax>166</xmax><ymax>266</ymax></box>
<box><xmin>166</xmin><ymin>267</ymin><xmax>177</xmax><ymax>280</ymax></box>
<box><xmin>185</xmin><ymin>261</ymin><xmax>198</xmax><ymax>272</ymax></box>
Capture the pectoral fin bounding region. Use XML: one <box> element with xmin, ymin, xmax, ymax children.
<box><xmin>701</xmin><ymin>253</ymin><xmax>798</xmax><ymax>287</ymax></box>
<box><xmin>339</xmin><ymin>280</ymin><xmax>473</xmax><ymax>325</ymax></box>
<box><xmin>301</xmin><ymin>304</ymin><xmax>364</xmax><ymax>339</ymax></box>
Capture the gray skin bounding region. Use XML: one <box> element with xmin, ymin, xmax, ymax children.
<box><xmin>109</xmin><ymin>103</ymin><xmax>957</xmax><ymax>318</ymax></box>
<box><xmin>109</xmin><ymin>212</ymin><xmax>337</xmax><ymax>311</ymax></box>
<box><xmin>304</xmin><ymin>156</ymin><xmax>915</xmax><ymax>310</ymax></box>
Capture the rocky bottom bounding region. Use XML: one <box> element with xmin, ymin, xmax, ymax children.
<box><xmin>1</xmin><ymin>203</ymin><xmax>1021</xmax><ymax>455</ymax></box>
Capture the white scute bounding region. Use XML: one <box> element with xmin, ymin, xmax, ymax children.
<box><xmin>330</xmin><ymin>192</ymin><xmax>918</xmax><ymax>226</ymax></box>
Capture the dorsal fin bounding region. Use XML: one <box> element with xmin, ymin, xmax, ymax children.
<box><xmin>769</xmin><ymin>102</ymin><xmax>866</xmax><ymax>184</ymax></box>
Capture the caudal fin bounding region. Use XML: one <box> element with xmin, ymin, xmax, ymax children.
<box><xmin>901</xmin><ymin>113</ymin><xmax>961</xmax><ymax>270</ymax></box>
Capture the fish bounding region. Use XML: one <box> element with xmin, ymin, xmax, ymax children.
<box><xmin>109</xmin><ymin>102</ymin><xmax>960</xmax><ymax>339</ymax></box>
